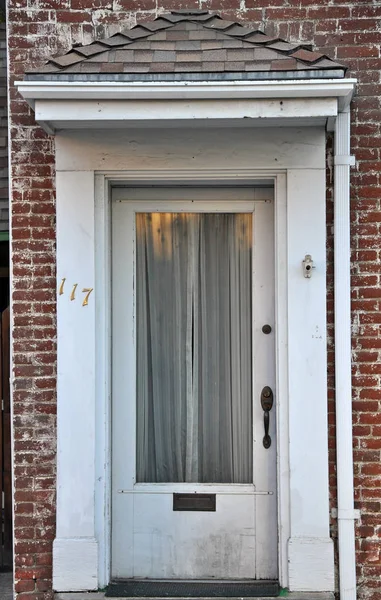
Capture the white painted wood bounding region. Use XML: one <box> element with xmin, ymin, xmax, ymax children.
<box><xmin>53</xmin><ymin>539</ymin><xmax>98</xmax><ymax>592</ymax></box>
<box><xmin>94</xmin><ymin>174</ymin><xmax>112</xmax><ymax>588</ymax></box>
<box><xmin>334</xmin><ymin>110</ymin><xmax>357</xmax><ymax>600</ymax></box>
<box><xmin>90</xmin><ymin>168</ymin><xmax>288</xmax><ymax>589</ymax></box>
<box><xmin>114</xmin><ymin>200</ymin><xmax>256</xmax><ymax>211</ymax></box>
<box><xmin>112</xmin><ymin>187</ymin><xmax>273</xmax><ymax>202</ymax></box>
<box><xmin>286</xmin><ymin>169</ymin><xmax>334</xmax><ymax>591</ymax></box>
<box><xmin>111</xmin><ymin>190</ymin><xmax>276</xmax><ymax>580</ymax></box>
<box><xmin>133</xmin><ymin>494</ymin><xmax>256</xmax><ymax>579</ymax></box>
<box><xmin>110</xmin><ymin>171</ymin><xmax>277</xmax><ymax>184</ymax></box>
<box><xmin>252</xmin><ymin>200</ymin><xmax>277</xmax><ymax>579</ymax></box>
<box><xmin>111</xmin><ymin>199</ymin><xmax>135</xmax><ymax>578</ymax></box>
<box><xmin>53</xmin><ymin>125</ymin><xmax>331</xmax><ymax>591</ymax></box>
<box><xmin>42</xmin><ymin>117</ymin><xmax>331</xmax><ymax>131</ymax></box>
<box><xmin>273</xmin><ymin>174</ymin><xmax>290</xmax><ymax>590</ymax></box>
<box><xmin>55</xmin><ymin>128</ymin><xmax>326</xmax><ymax>172</ymax></box>
<box><xmin>125</xmin><ymin>484</ymin><xmax>267</xmax><ymax>494</ymax></box>
<box><xmin>32</xmin><ymin>98</ymin><xmax>337</xmax><ymax>131</ymax></box>
<box><xmin>16</xmin><ymin>77</ymin><xmax>356</xmax><ymax>109</ymax></box>
<box><xmin>54</xmin><ymin>171</ymin><xmax>98</xmax><ymax>591</ymax></box>
<box><xmin>288</xmin><ymin>538</ymin><xmax>334</xmax><ymax>592</ymax></box>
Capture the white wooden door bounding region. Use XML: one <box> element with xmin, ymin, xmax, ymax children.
<box><xmin>111</xmin><ymin>187</ymin><xmax>277</xmax><ymax>581</ymax></box>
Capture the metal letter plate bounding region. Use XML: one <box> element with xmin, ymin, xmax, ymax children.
<box><xmin>173</xmin><ymin>493</ymin><xmax>216</xmax><ymax>512</ymax></box>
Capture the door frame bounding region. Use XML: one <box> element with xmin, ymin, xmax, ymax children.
<box><xmin>53</xmin><ymin>162</ymin><xmax>333</xmax><ymax>593</ymax></box>
<box><xmin>92</xmin><ymin>169</ymin><xmax>289</xmax><ymax>587</ymax></box>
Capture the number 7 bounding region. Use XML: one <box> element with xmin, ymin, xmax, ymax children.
<box><xmin>82</xmin><ymin>288</ymin><xmax>94</xmax><ymax>307</ymax></box>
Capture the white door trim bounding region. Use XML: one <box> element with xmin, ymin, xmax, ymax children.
<box><xmin>53</xmin><ymin>164</ymin><xmax>333</xmax><ymax>593</ymax></box>
<box><xmin>92</xmin><ymin>169</ymin><xmax>289</xmax><ymax>589</ymax></box>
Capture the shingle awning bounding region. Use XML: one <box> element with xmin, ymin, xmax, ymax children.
<box><xmin>26</xmin><ymin>9</ymin><xmax>346</xmax><ymax>82</ymax></box>
<box><xmin>16</xmin><ymin>9</ymin><xmax>355</xmax><ymax>133</ymax></box>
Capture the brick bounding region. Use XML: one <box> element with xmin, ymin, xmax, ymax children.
<box><xmin>15</xmin><ymin>580</ymin><xmax>36</xmax><ymax>593</ymax></box>
<box><xmin>266</xmin><ymin>7</ymin><xmax>307</xmax><ymax>19</ymax></box>
<box><xmin>56</xmin><ymin>9</ymin><xmax>93</xmax><ymax>23</ymax></box>
<box><xmin>116</xmin><ymin>0</ymin><xmax>156</xmax><ymax>8</ymax></box>
<box><xmin>7</xmin><ymin>3</ymin><xmax>381</xmax><ymax>600</ymax></box>
<box><xmin>337</xmin><ymin>46</ymin><xmax>379</xmax><ymax>59</ymax></box>
<box><xmin>307</xmin><ymin>6</ymin><xmax>351</xmax><ymax>18</ymax></box>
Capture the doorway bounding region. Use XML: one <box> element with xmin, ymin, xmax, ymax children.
<box><xmin>110</xmin><ymin>186</ymin><xmax>277</xmax><ymax>586</ymax></box>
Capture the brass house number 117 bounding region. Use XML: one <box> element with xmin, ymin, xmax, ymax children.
<box><xmin>59</xmin><ymin>278</ymin><xmax>94</xmax><ymax>307</ymax></box>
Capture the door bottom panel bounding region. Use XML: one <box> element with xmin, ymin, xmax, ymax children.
<box><xmin>106</xmin><ymin>580</ymin><xmax>280</xmax><ymax>598</ymax></box>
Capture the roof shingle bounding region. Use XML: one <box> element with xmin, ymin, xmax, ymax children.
<box><xmin>26</xmin><ymin>9</ymin><xmax>347</xmax><ymax>80</ymax></box>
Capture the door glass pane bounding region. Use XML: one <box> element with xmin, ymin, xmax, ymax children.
<box><xmin>136</xmin><ymin>213</ymin><xmax>253</xmax><ymax>483</ymax></box>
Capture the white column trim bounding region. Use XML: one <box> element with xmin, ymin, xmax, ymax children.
<box><xmin>286</xmin><ymin>168</ymin><xmax>334</xmax><ymax>592</ymax></box>
<box><xmin>53</xmin><ymin>171</ymin><xmax>98</xmax><ymax>592</ymax></box>
<box><xmin>274</xmin><ymin>173</ymin><xmax>290</xmax><ymax>589</ymax></box>
<box><xmin>94</xmin><ymin>175</ymin><xmax>112</xmax><ymax>587</ymax></box>
<box><xmin>53</xmin><ymin>539</ymin><xmax>98</xmax><ymax>592</ymax></box>
<box><xmin>334</xmin><ymin>109</ymin><xmax>357</xmax><ymax>600</ymax></box>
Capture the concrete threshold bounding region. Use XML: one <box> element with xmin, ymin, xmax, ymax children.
<box><xmin>0</xmin><ymin>572</ymin><xmax>13</xmax><ymax>600</ymax></box>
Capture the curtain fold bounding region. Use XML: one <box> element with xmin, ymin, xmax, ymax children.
<box><xmin>136</xmin><ymin>212</ymin><xmax>252</xmax><ymax>484</ymax></box>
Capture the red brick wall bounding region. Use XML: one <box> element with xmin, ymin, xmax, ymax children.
<box><xmin>7</xmin><ymin>1</ymin><xmax>381</xmax><ymax>598</ymax></box>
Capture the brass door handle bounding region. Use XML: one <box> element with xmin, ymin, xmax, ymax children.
<box><xmin>261</xmin><ymin>386</ymin><xmax>274</xmax><ymax>449</ymax></box>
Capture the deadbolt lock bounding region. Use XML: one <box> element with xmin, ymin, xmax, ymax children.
<box><xmin>261</xmin><ymin>386</ymin><xmax>273</xmax><ymax>411</ymax></box>
<box><xmin>262</xmin><ymin>324</ymin><xmax>272</xmax><ymax>334</ymax></box>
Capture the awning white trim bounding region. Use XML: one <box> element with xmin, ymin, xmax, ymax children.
<box><xmin>15</xmin><ymin>78</ymin><xmax>356</xmax><ymax>134</ymax></box>
<box><xmin>17</xmin><ymin>78</ymin><xmax>356</xmax><ymax>107</ymax></box>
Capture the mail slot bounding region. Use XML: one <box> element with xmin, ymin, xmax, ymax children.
<box><xmin>173</xmin><ymin>493</ymin><xmax>216</xmax><ymax>512</ymax></box>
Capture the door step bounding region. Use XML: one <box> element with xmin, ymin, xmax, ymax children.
<box><xmin>55</xmin><ymin>593</ymin><xmax>335</xmax><ymax>600</ymax></box>
<box><xmin>106</xmin><ymin>581</ymin><xmax>280</xmax><ymax>598</ymax></box>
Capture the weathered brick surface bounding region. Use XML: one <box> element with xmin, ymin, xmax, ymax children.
<box><xmin>7</xmin><ymin>1</ymin><xmax>381</xmax><ymax>599</ymax></box>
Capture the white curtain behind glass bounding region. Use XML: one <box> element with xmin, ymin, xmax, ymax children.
<box><xmin>136</xmin><ymin>212</ymin><xmax>252</xmax><ymax>483</ymax></box>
